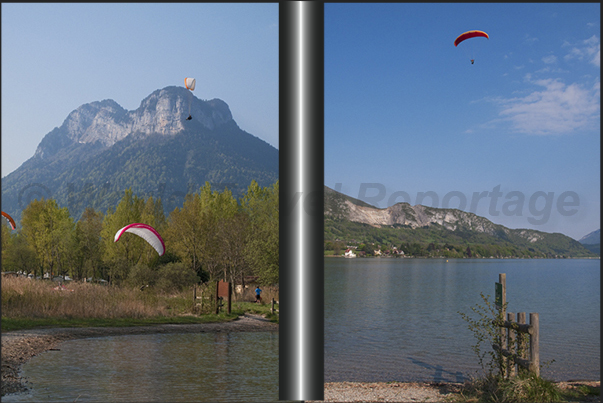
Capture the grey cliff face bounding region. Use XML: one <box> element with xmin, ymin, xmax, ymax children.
<box><xmin>34</xmin><ymin>86</ymin><xmax>233</xmax><ymax>157</ymax></box>
<box><xmin>334</xmin><ymin>198</ymin><xmax>552</xmax><ymax>243</ymax></box>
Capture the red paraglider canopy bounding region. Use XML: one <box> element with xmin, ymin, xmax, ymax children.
<box><xmin>114</xmin><ymin>223</ymin><xmax>165</xmax><ymax>256</ymax></box>
<box><xmin>1</xmin><ymin>211</ymin><xmax>16</xmax><ymax>230</ymax></box>
<box><xmin>454</xmin><ymin>30</ymin><xmax>489</xmax><ymax>47</ymax></box>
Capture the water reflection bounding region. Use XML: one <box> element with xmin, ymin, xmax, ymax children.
<box><xmin>6</xmin><ymin>332</ymin><xmax>279</xmax><ymax>402</ymax></box>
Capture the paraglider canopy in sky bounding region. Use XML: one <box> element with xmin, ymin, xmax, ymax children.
<box><xmin>2</xmin><ymin>211</ymin><xmax>16</xmax><ymax>230</ymax></box>
<box><xmin>454</xmin><ymin>30</ymin><xmax>489</xmax><ymax>47</ymax></box>
<box><xmin>184</xmin><ymin>77</ymin><xmax>196</xmax><ymax>120</ymax></box>
<box><xmin>184</xmin><ymin>77</ymin><xmax>196</xmax><ymax>91</ymax></box>
<box><xmin>114</xmin><ymin>223</ymin><xmax>165</xmax><ymax>256</ymax></box>
<box><xmin>454</xmin><ymin>30</ymin><xmax>489</xmax><ymax>64</ymax></box>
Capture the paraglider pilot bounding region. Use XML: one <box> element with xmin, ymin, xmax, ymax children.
<box><xmin>186</xmin><ymin>115</ymin><xmax>192</xmax><ymax>120</ymax></box>
<box><xmin>470</xmin><ymin>59</ymin><xmax>474</xmax><ymax>64</ymax></box>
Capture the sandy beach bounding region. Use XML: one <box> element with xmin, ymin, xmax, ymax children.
<box><xmin>2</xmin><ymin>316</ymin><xmax>599</xmax><ymax>402</ymax></box>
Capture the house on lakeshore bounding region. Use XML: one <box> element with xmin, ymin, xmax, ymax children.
<box><xmin>344</xmin><ymin>248</ymin><xmax>357</xmax><ymax>258</ymax></box>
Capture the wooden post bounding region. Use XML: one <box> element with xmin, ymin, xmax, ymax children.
<box><xmin>499</xmin><ymin>273</ymin><xmax>507</xmax><ymax>375</ymax></box>
<box><xmin>215</xmin><ymin>280</ymin><xmax>220</xmax><ymax>314</ymax></box>
<box><xmin>507</xmin><ymin>312</ymin><xmax>516</xmax><ymax>377</ymax></box>
<box><xmin>227</xmin><ymin>282</ymin><xmax>232</xmax><ymax>314</ymax></box>
<box><xmin>271</xmin><ymin>298</ymin><xmax>275</xmax><ymax>314</ymax></box>
<box><xmin>517</xmin><ymin>312</ymin><xmax>527</xmax><ymax>375</ymax></box>
<box><xmin>193</xmin><ymin>285</ymin><xmax>197</xmax><ymax>314</ymax></box>
<box><xmin>499</xmin><ymin>273</ymin><xmax>506</xmax><ymax>314</ymax></box>
<box><xmin>529</xmin><ymin>313</ymin><xmax>540</xmax><ymax>377</ymax></box>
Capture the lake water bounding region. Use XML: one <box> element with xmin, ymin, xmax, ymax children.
<box><xmin>5</xmin><ymin>332</ymin><xmax>279</xmax><ymax>402</ymax></box>
<box><xmin>325</xmin><ymin>257</ymin><xmax>600</xmax><ymax>383</ymax></box>
<box><xmin>6</xmin><ymin>258</ymin><xmax>599</xmax><ymax>401</ymax></box>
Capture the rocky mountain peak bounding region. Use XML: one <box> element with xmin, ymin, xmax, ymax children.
<box><xmin>34</xmin><ymin>86</ymin><xmax>234</xmax><ymax>158</ymax></box>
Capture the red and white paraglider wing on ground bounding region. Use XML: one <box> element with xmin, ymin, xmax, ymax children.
<box><xmin>114</xmin><ymin>223</ymin><xmax>165</xmax><ymax>256</ymax></box>
<box><xmin>1</xmin><ymin>211</ymin><xmax>16</xmax><ymax>230</ymax></box>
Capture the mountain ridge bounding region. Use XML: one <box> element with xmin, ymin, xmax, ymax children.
<box><xmin>579</xmin><ymin>229</ymin><xmax>600</xmax><ymax>244</ymax></box>
<box><xmin>2</xmin><ymin>87</ymin><xmax>278</xmax><ymax>224</ymax></box>
<box><xmin>324</xmin><ymin>186</ymin><xmax>597</xmax><ymax>258</ymax></box>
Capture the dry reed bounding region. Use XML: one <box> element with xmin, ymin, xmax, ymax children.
<box><xmin>1</xmin><ymin>276</ymin><xmax>176</xmax><ymax>319</ymax></box>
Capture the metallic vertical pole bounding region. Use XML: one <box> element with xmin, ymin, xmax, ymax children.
<box><xmin>280</xmin><ymin>1</ymin><xmax>324</xmax><ymax>401</ymax></box>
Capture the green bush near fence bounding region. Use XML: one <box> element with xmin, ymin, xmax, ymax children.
<box><xmin>453</xmin><ymin>372</ymin><xmax>564</xmax><ymax>403</ymax></box>
<box><xmin>456</xmin><ymin>292</ymin><xmax>564</xmax><ymax>402</ymax></box>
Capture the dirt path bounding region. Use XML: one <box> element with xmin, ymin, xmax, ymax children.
<box><xmin>1</xmin><ymin>314</ymin><xmax>277</xmax><ymax>396</ymax></box>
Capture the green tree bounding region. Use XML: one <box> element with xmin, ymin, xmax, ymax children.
<box><xmin>2</xmin><ymin>228</ymin><xmax>37</xmax><ymax>274</ymax></box>
<box><xmin>156</xmin><ymin>262</ymin><xmax>200</xmax><ymax>293</ymax></box>
<box><xmin>241</xmin><ymin>180</ymin><xmax>279</xmax><ymax>285</ymax></box>
<box><xmin>198</xmin><ymin>183</ymin><xmax>241</xmax><ymax>282</ymax></box>
<box><xmin>21</xmin><ymin>198</ymin><xmax>74</xmax><ymax>278</ymax></box>
<box><xmin>101</xmin><ymin>189</ymin><xmax>149</xmax><ymax>284</ymax></box>
<box><xmin>73</xmin><ymin>207</ymin><xmax>104</xmax><ymax>280</ymax></box>
<box><xmin>216</xmin><ymin>210</ymin><xmax>250</xmax><ymax>285</ymax></box>
<box><xmin>165</xmin><ymin>193</ymin><xmax>206</xmax><ymax>280</ymax></box>
<box><xmin>1</xmin><ymin>223</ymin><xmax>14</xmax><ymax>270</ymax></box>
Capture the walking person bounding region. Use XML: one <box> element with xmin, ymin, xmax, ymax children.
<box><xmin>255</xmin><ymin>286</ymin><xmax>262</xmax><ymax>304</ymax></box>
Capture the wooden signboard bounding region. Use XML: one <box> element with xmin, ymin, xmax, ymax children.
<box><xmin>215</xmin><ymin>280</ymin><xmax>232</xmax><ymax>314</ymax></box>
<box><xmin>218</xmin><ymin>280</ymin><xmax>230</xmax><ymax>298</ymax></box>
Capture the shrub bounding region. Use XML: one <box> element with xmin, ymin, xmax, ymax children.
<box><xmin>457</xmin><ymin>372</ymin><xmax>563</xmax><ymax>403</ymax></box>
<box><xmin>124</xmin><ymin>263</ymin><xmax>158</xmax><ymax>289</ymax></box>
<box><xmin>457</xmin><ymin>292</ymin><xmax>562</xmax><ymax>403</ymax></box>
<box><xmin>155</xmin><ymin>262</ymin><xmax>200</xmax><ymax>293</ymax></box>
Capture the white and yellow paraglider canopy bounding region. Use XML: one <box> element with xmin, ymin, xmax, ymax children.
<box><xmin>184</xmin><ymin>77</ymin><xmax>196</xmax><ymax>120</ymax></box>
<box><xmin>185</xmin><ymin>77</ymin><xmax>196</xmax><ymax>91</ymax></box>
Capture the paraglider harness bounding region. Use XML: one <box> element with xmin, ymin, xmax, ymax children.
<box><xmin>186</xmin><ymin>115</ymin><xmax>192</xmax><ymax>120</ymax></box>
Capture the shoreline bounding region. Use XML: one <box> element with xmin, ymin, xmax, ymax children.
<box><xmin>324</xmin><ymin>255</ymin><xmax>600</xmax><ymax>259</ymax></box>
<box><xmin>1</xmin><ymin>314</ymin><xmax>278</xmax><ymax>397</ymax></box>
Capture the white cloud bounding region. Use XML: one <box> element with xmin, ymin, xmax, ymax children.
<box><xmin>524</xmin><ymin>34</ymin><xmax>539</xmax><ymax>44</ymax></box>
<box><xmin>489</xmin><ymin>78</ymin><xmax>600</xmax><ymax>135</ymax></box>
<box><xmin>542</xmin><ymin>55</ymin><xmax>557</xmax><ymax>64</ymax></box>
<box><xmin>564</xmin><ymin>35</ymin><xmax>600</xmax><ymax>67</ymax></box>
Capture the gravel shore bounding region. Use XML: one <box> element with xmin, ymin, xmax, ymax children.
<box><xmin>311</xmin><ymin>381</ymin><xmax>601</xmax><ymax>402</ymax></box>
<box><xmin>2</xmin><ymin>317</ymin><xmax>599</xmax><ymax>402</ymax></box>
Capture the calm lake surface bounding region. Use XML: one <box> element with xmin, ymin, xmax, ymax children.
<box><xmin>7</xmin><ymin>258</ymin><xmax>599</xmax><ymax>401</ymax></box>
<box><xmin>325</xmin><ymin>258</ymin><xmax>600</xmax><ymax>383</ymax></box>
<box><xmin>6</xmin><ymin>332</ymin><xmax>279</xmax><ymax>402</ymax></box>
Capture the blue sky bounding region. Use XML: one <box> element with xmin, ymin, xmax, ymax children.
<box><xmin>1</xmin><ymin>3</ymin><xmax>278</xmax><ymax>175</ymax></box>
<box><xmin>1</xmin><ymin>3</ymin><xmax>599</xmax><ymax>241</ymax></box>
<box><xmin>325</xmin><ymin>3</ymin><xmax>600</xmax><ymax>240</ymax></box>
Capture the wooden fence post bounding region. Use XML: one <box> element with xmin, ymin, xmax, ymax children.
<box><xmin>529</xmin><ymin>313</ymin><xmax>540</xmax><ymax>377</ymax></box>
<box><xmin>215</xmin><ymin>280</ymin><xmax>220</xmax><ymax>314</ymax></box>
<box><xmin>499</xmin><ymin>273</ymin><xmax>506</xmax><ymax>375</ymax></box>
<box><xmin>271</xmin><ymin>298</ymin><xmax>275</xmax><ymax>314</ymax></box>
<box><xmin>517</xmin><ymin>312</ymin><xmax>527</xmax><ymax>374</ymax></box>
<box><xmin>193</xmin><ymin>285</ymin><xmax>197</xmax><ymax>314</ymax></box>
<box><xmin>227</xmin><ymin>282</ymin><xmax>232</xmax><ymax>314</ymax></box>
<box><xmin>507</xmin><ymin>312</ymin><xmax>516</xmax><ymax>377</ymax></box>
